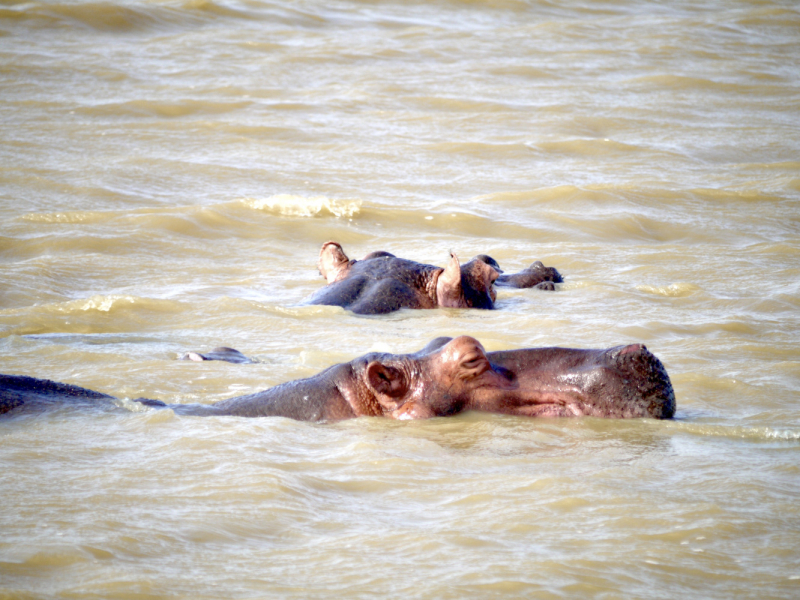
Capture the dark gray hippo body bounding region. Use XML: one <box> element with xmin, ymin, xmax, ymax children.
<box><xmin>307</xmin><ymin>242</ymin><xmax>562</xmax><ymax>315</ymax></box>
<box><xmin>1</xmin><ymin>337</ymin><xmax>675</xmax><ymax>421</ymax></box>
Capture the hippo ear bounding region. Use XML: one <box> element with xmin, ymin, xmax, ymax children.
<box><xmin>318</xmin><ymin>241</ymin><xmax>351</xmax><ymax>283</ymax></box>
<box><xmin>365</xmin><ymin>361</ymin><xmax>409</xmax><ymax>400</ymax></box>
<box><xmin>436</xmin><ymin>253</ymin><xmax>465</xmax><ymax>308</ymax></box>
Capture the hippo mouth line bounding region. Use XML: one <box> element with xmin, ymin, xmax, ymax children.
<box><xmin>517</xmin><ymin>402</ymin><xmax>587</xmax><ymax>418</ymax></box>
<box><xmin>505</xmin><ymin>389</ymin><xmax>595</xmax><ymax>418</ymax></box>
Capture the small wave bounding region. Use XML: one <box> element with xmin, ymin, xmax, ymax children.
<box><xmin>78</xmin><ymin>295</ymin><xmax>136</xmax><ymax>313</ymax></box>
<box><xmin>427</xmin><ymin>141</ymin><xmax>534</xmax><ymax>159</ymax></box>
<box><xmin>180</xmin><ymin>0</ymin><xmax>255</xmax><ymax>20</ymax></box>
<box><xmin>487</xmin><ymin>65</ymin><xmax>557</xmax><ymax>79</ymax></box>
<box><xmin>688</xmin><ymin>187</ymin><xmax>786</xmax><ymax>204</ymax></box>
<box><xmin>22</xmin><ymin>211</ymin><xmax>115</xmax><ymax>224</ymax></box>
<box><xmin>548</xmin><ymin>211</ymin><xmax>696</xmax><ymax>243</ymax></box>
<box><xmin>0</xmin><ymin>295</ymin><xmax>159</xmax><ymax>316</ymax></box>
<box><xmin>0</xmin><ymin>296</ymin><xmax>189</xmax><ymax>337</ymax></box>
<box><xmin>626</xmin><ymin>74</ymin><xmax>747</xmax><ymax>93</ymax></box>
<box><xmin>266</xmin><ymin>304</ymin><xmax>352</xmax><ymax>319</ymax></box>
<box><xmin>740</xmin><ymin>161</ymin><xmax>800</xmax><ymax>172</ymax></box>
<box><xmin>732</xmin><ymin>6</ymin><xmax>800</xmax><ymax>28</ymax></box>
<box><xmin>3</xmin><ymin>0</ymin><xmax>254</xmax><ymax>32</ymax></box>
<box><xmin>662</xmin><ymin>421</ymin><xmax>800</xmax><ymax>442</ymax></box>
<box><xmin>535</xmin><ymin>138</ymin><xmax>654</xmax><ymax>158</ymax></box>
<box><xmin>241</xmin><ymin>195</ymin><xmax>362</xmax><ymax>218</ymax></box>
<box><xmin>407</xmin><ymin>96</ymin><xmax>516</xmax><ymax>113</ymax></box>
<box><xmin>763</xmin><ymin>429</ymin><xmax>800</xmax><ymax>441</ymax></box>
<box><xmin>636</xmin><ymin>283</ymin><xmax>702</xmax><ymax>298</ymax></box>
<box><xmin>5</xmin><ymin>1</ymin><xmax>182</xmax><ymax>32</ymax></box>
<box><xmin>7</xmin><ymin>548</ymin><xmax>90</xmax><ymax>569</ymax></box>
<box><xmin>77</xmin><ymin>99</ymin><xmax>252</xmax><ymax>119</ymax></box>
<box><xmin>75</xmin><ymin>295</ymin><xmax>188</xmax><ymax>316</ymax></box>
<box><xmin>9</xmin><ymin>295</ymin><xmax>185</xmax><ymax>317</ymax></box>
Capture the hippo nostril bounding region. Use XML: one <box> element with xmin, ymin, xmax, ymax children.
<box><xmin>606</xmin><ymin>343</ymin><xmax>646</xmax><ymax>364</ymax></box>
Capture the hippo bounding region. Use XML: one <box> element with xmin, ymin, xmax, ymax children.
<box><xmin>180</xmin><ymin>347</ymin><xmax>255</xmax><ymax>364</ymax></box>
<box><xmin>495</xmin><ymin>260</ymin><xmax>563</xmax><ymax>291</ymax></box>
<box><xmin>470</xmin><ymin>254</ymin><xmax>563</xmax><ymax>291</ymax></box>
<box><xmin>307</xmin><ymin>242</ymin><xmax>562</xmax><ymax>315</ymax></box>
<box><xmin>0</xmin><ymin>336</ymin><xmax>675</xmax><ymax>421</ymax></box>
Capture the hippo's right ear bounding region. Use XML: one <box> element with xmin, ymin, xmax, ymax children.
<box><xmin>365</xmin><ymin>361</ymin><xmax>409</xmax><ymax>402</ymax></box>
<box><xmin>436</xmin><ymin>253</ymin><xmax>466</xmax><ymax>308</ymax></box>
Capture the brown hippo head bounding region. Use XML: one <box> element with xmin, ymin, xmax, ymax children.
<box><xmin>360</xmin><ymin>336</ymin><xmax>676</xmax><ymax>420</ymax></box>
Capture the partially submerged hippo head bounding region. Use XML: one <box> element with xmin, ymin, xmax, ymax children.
<box><xmin>358</xmin><ymin>336</ymin><xmax>676</xmax><ymax>420</ymax></box>
<box><xmin>495</xmin><ymin>260</ymin><xmax>563</xmax><ymax>290</ymax></box>
<box><xmin>311</xmin><ymin>242</ymin><xmax>502</xmax><ymax>314</ymax></box>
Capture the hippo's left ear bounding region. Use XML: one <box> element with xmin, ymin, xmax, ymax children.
<box><xmin>318</xmin><ymin>241</ymin><xmax>352</xmax><ymax>283</ymax></box>
<box><xmin>365</xmin><ymin>361</ymin><xmax>409</xmax><ymax>403</ymax></box>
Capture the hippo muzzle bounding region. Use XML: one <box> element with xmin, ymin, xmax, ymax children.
<box><xmin>483</xmin><ymin>343</ymin><xmax>676</xmax><ymax>419</ymax></box>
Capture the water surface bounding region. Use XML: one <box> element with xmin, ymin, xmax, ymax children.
<box><xmin>1</xmin><ymin>0</ymin><xmax>799</xmax><ymax>597</ymax></box>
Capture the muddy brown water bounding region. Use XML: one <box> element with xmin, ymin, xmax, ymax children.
<box><xmin>1</xmin><ymin>1</ymin><xmax>799</xmax><ymax>598</ymax></box>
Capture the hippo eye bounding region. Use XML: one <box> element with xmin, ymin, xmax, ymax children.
<box><xmin>460</xmin><ymin>353</ymin><xmax>487</xmax><ymax>372</ymax></box>
<box><xmin>462</xmin><ymin>357</ymin><xmax>482</xmax><ymax>368</ymax></box>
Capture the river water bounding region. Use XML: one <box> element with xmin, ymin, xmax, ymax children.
<box><xmin>1</xmin><ymin>0</ymin><xmax>799</xmax><ymax>597</ymax></box>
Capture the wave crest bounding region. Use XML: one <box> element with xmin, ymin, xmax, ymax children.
<box><xmin>241</xmin><ymin>195</ymin><xmax>362</xmax><ymax>218</ymax></box>
<box><xmin>22</xmin><ymin>211</ymin><xmax>113</xmax><ymax>224</ymax></box>
<box><xmin>29</xmin><ymin>295</ymin><xmax>183</xmax><ymax>316</ymax></box>
<box><xmin>636</xmin><ymin>283</ymin><xmax>702</xmax><ymax>297</ymax></box>
<box><xmin>664</xmin><ymin>420</ymin><xmax>800</xmax><ymax>442</ymax></box>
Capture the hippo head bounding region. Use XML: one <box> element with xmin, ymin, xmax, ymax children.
<box><xmin>359</xmin><ymin>336</ymin><xmax>675</xmax><ymax>420</ymax></box>
<box><xmin>472</xmin><ymin>254</ymin><xmax>503</xmax><ymax>274</ymax></box>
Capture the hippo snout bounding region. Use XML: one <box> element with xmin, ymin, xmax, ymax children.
<box><xmin>605</xmin><ymin>343</ymin><xmax>676</xmax><ymax>419</ymax></box>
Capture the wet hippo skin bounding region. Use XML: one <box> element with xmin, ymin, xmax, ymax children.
<box><xmin>307</xmin><ymin>242</ymin><xmax>562</xmax><ymax>314</ymax></box>
<box><xmin>180</xmin><ymin>347</ymin><xmax>255</xmax><ymax>364</ymax></box>
<box><xmin>1</xmin><ymin>336</ymin><xmax>675</xmax><ymax>421</ymax></box>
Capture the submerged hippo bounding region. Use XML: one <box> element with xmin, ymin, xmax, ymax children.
<box><xmin>0</xmin><ymin>336</ymin><xmax>675</xmax><ymax>421</ymax></box>
<box><xmin>180</xmin><ymin>347</ymin><xmax>255</xmax><ymax>364</ymax></box>
<box><xmin>307</xmin><ymin>242</ymin><xmax>562</xmax><ymax>315</ymax></box>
